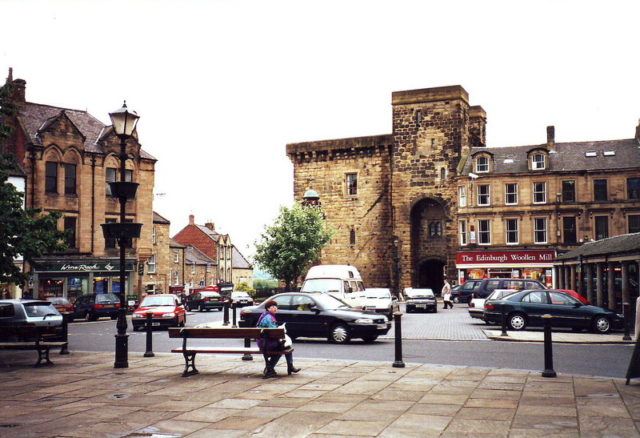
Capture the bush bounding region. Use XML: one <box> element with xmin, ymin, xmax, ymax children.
<box><xmin>235</xmin><ymin>281</ymin><xmax>255</xmax><ymax>294</ymax></box>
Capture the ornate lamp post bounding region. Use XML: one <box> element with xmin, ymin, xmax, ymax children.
<box><xmin>101</xmin><ymin>102</ymin><xmax>141</xmax><ymax>369</ymax></box>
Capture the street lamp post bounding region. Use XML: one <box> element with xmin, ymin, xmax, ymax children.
<box><xmin>101</xmin><ymin>102</ymin><xmax>141</xmax><ymax>369</ymax></box>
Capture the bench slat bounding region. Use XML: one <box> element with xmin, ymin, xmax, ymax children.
<box><xmin>168</xmin><ymin>327</ymin><xmax>285</xmax><ymax>339</ymax></box>
<box><xmin>172</xmin><ymin>347</ymin><xmax>294</xmax><ymax>354</ymax></box>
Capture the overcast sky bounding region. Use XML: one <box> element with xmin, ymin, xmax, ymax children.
<box><xmin>2</xmin><ymin>0</ymin><xmax>640</xmax><ymax>259</ymax></box>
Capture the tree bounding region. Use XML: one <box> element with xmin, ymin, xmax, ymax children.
<box><xmin>254</xmin><ymin>203</ymin><xmax>332</xmax><ymax>291</ymax></box>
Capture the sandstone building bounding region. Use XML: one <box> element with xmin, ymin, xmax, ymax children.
<box><xmin>287</xmin><ymin>85</ymin><xmax>640</xmax><ymax>299</ymax></box>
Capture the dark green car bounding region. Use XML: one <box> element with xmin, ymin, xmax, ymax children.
<box><xmin>484</xmin><ymin>289</ymin><xmax>623</xmax><ymax>334</ymax></box>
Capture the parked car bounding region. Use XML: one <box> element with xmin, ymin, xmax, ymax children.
<box><xmin>363</xmin><ymin>288</ymin><xmax>399</xmax><ymax>319</ymax></box>
<box><xmin>132</xmin><ymin>294</ymin><xmax>186</xmax><ymax>331</ymax></box>
<box><xmin>231</xmin><ymin>291</ymin><xmax>254</xmax><ymax>307</ymax></box>
<box><xmin>468</xmin><ymin>289</ymin><xmax>516</xmax><ymax>320</ymax></box>
<box><xmin>44</xmin><ymin>297</ymin><xmax>75</xmax><ymax>321</ymax></box>
<box><xmin>239</xmin><ymin>292</ymin><xmax>391</xmax><ymax>343</ymax></box>
<box><xmin>0</xmin><ymin>299</ymin><xmax>64</xmax><ymax>340</ymax></box>
<box><xmin>185</xmin><ymin>291</ymin><xmax>225</xmax><ymax>311</ymax></box>
<box><xmin>453</xmin><ymin>278</ymin><xmax>547</xmax><ymax>304</ymax></box>
<box><xmin>483</xmin><ymin>289</ymin><xmax>623</xmax><ymax>334</ymax></box>
<box><xmin>72</xmin><ymin>293</ymin><xmax>120</xmax><ymax>321</ymax></box>
<box><xmin>404</xmin><ymin>288</ymin><xmax>437</xmax><ymax>313</ymax></box>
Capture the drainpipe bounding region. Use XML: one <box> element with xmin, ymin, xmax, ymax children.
<box><xmin>90</xmin><ymin>155</ymin><xmax>96</xmax><ymax>254</ymax></box>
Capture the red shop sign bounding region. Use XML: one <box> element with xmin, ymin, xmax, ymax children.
<box><xmin>456</xmin><ymin>250</ymin><xmax>555</xmax><ymax>264</ymax></box>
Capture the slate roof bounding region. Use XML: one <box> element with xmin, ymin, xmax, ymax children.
<box><xmin>462</xmin><ymin>139</ymin><xmax>640</xmax><ymax>175</ymax></box>
<box><xmin>555</xmin><ymin>233</ymin><xmax>640</xmax><ymax>261</ymax></box>
<box><xmin>196</xmin><ymin>225</ymin><xmax>221</xmax><ymax>242</ymax></box>
<box><xmin>169</xmin><ymin>239</ymin><xmax>186</xmax><ymax>249</ymax></box>
<box><xmin>153</xmin><ymin>211</ymin><xmax>171</xmax><ymax>224</ymax></box>
<box><xmin>185</xmin><ymin>245</ymin><xmax>217</xmax><ymax>265</ymax></box>
<box><xmin>17</xmin><ymin>102</ymin><xmax>156</xmax><ymax>160</ymax></box>
<box><xmin>232</xmin><ymin>246</ymin><xmax>252</xmax><ymax>269</ymax></box>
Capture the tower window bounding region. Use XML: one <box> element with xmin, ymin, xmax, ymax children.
<box><xmin>429</xmin><ymin>222</ymin><xmax>442</xmax><ymax>238</ymax></box>
<box><xmin>350</xmin><ymin>229</ymin><xmax>356</xmax><ymax>245</ymax></box>
<box><xmin>415</xmin><ymin>110</ymin><xmax>422</xmax><ymax>124</ymax></box>
<box><xmin>346</xmin><ymin>173</ymin><xmax>358</xmax><ymax>196</ymax></box>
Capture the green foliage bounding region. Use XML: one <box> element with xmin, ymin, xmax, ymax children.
<box><xmin>254</xmin><ymin>203</ymin><xmax>332</xmax><ymax>290</ymax></box>
<box><xmin>253</xmin><ymin>279</ymin><xmax>278</xmax><ymax>290</ymax></box>
<box><xmin>0</xmin><ymin>81</ymin><xmax>18</xmax><ymax>152</ymax></box>
<box><xmin>235</xmin><ymin>281</ymin><xmax>255</xmax><ymax>293</ymax></box>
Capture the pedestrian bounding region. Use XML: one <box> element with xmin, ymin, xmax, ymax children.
<box><xmin>256</xmin><ymin>300</ymin><xmax>300</xmax><ymax>378</ymax></box>
<box><xmin>442</xmin><ymin>279</ymin><xmax>453</xmax><ymax>309</ymax></box>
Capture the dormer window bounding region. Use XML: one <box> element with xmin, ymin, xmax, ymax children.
<box><xmin>475</xmin><ymin>156</ymin><xmax>489</xmax><ymax>173</ymax></box>
<box><xmin>532</xmin><ymin>153</ymin><xmax>546</xmax><ymax>170</ymax></box>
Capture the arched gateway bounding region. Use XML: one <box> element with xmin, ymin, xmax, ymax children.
<box><xmin>410</xmin><ymin>197</ymin><xmax>449</xmax><ymax>293</ymax></box>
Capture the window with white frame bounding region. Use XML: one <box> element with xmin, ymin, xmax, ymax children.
<box><xmin>534</xmin><ymin>218</ymin><xmax>547</xmax><ymax>244</ymax></box>
<box><xmin>532</xmin><ymin>153</ymin><xmax>546</xmax><ymax>170</ymax></box>
<box><xmin>459</xmin><ymin>220</ymin><xmax>467</xmax><ymax>245</ymax></box>
<box><xmin>476</xmin><ymin>156</ymin><xmax>489</xmax><ymax>173</ymax></box>
<box><xmin>533</xmin><ymin>182</ymin><xmax>546</xmax><ymax>204</ymax></box>
<box><xmin>152</xmin><ymin>226</ymin><xmax>157</xmax><ymax>245</ymax></box>
<box><xmin>191</xmin><ymin>263</ymin><xmax>195</xmax><ymax>274</ymax></box>
<box><xmin>458</xmin><ymin>186</ymin><xmax>467</xmax><ymax>207</ymax></box>
<box><xmin>173</xmin><ymin>270</ymin><xmax>179</xmax><ymax>285</ymax></box>
<box><xmin>148</xmin><ymin>255</ymin><xmax>157</xmax><ymax>273</ymax></box>
<box><xmin>477</xmin><ymin>184</ymin><xmax>490</xmax><ymax>206</ymax></box>
<box><xmin>174</xmin><ymin>251</ymin><xmax>179</xmax><ymax>263</ymax></box>
<box><xmin>346</xmin><ymin>173</ymin><xmax>358</xmax><ymax>196</ymax></box>
<box><xmin>505</xmin><ymin>183</ymin><xmax>518</xmax><ymax>205</ymax></box>
<box><xmin>506</xmin><ymin>219</ymin><xmax>519</xmax><ymax>244</ymax></box>
<box><xmin>478</xmin><ymin>219</ymin><xmax>491</xmax><ymax>244</ymax></box>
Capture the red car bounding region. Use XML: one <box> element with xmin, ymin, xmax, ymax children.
<box><xmin>44</xmin><ymin>297</ymin><xmax>75</xmax><ymax>321</ymax></box>
<box><xmin>132</xmin><ymin>294</ymin><xmax>186</xmax><ymax>331</ymax></box>
<box><xmin>557</xmin><ymin>289</ymin><xmax>590</xmax><ymax>305</ymax></box>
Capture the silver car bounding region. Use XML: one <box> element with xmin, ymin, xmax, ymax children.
<box><xmin>0</xmin><ymin>299</ymin><xmax>64</xmax><ymax>340</ymax></box>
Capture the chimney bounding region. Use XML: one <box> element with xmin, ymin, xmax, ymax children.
<box><xmin>188</xmin><ymin>214</ymin><xmax>195</xmax><ymax>225</ymax></box>
<box><xmin>6</xmin><ymin>67</ymin><xmax>12</xmax><ymax>82</ymax></box>
<box><xmin>204</xmin><ymin>222</ymin><xmax>215</xmax><ymax>231</ymax></box>
<box><xmin>635</xmin><ymin>119</ymin><xmax>640</xmax><ymax>145</ymax></box>
<box><xmin>546</xmin><ymin>125</ymin><xmax>555</xmax><ymax>151</ymax></box>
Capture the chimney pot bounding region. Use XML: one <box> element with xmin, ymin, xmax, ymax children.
<box><xmin>189</xmin><ymin>214</ymin><xmax>195</xmax><ymax>225</ymax></box>
<box><xmin>546</xmin><ymin>125</ymin><xmax>555</xmax><ymax>150</ymax></box>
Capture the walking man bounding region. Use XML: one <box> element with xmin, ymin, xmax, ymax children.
<box><xmin>442</xmin><ymin>279</ymin><xmax>453</xmax><ymax>309</ymax></box>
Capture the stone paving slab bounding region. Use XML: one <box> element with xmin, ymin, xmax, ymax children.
<box><xmin>1</xmin><ymin>351</ymin><xmax>640</xmax><ymax>437</ymax></box>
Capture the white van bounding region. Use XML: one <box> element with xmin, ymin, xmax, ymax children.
<box><xmin>300</xmin><ymin>265</ymin><xmax>366</xmax><ymax>308</ymax></box>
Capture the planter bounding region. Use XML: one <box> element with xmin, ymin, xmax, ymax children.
<box><xmin>108</xmin><ymin>182</ymin><xmax>139</xmax><ymax>200</ymax></box>
<box><xmin>101</xmin><ymin>222</ymin><xmax>143</xmax><ymax>239</ymax></box>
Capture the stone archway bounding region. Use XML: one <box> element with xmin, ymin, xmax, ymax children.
<box><xmin>417</xmin><ymin>259</ymin><xmax>446</xmax><ymax>294</ymax></box>
<box><xmin>410</xmin><ymin>197</ymin><xmax>449</xmax><ymax>289</ymax></box>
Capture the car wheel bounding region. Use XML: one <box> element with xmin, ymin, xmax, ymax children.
<box><xmin>593</xmin><ymin>316</ymin><xmax>611</xmax><ymax>334</ymax></box>
<box><xmin>362</xmin><ymin>334</ymin><xmax>378</xmax><ymax>343</ymax></box>
<box><xmin>453</xmin><ymin>297</ymin><xmax>460</xmax><ymax>304</ymax></box>
<box><xmin>508</xmin><ymin>313</ymin><xmax>527</xmax><ymax>331</ymax></box>
<box><xmin>329</xmin><ymin>324</ymin><xmax>351</xmax><ymax>344</ymax></box>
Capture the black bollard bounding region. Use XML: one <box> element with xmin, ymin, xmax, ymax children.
<box><xmin>501</xmin><ymin>308</ymin><xmax>509</xmax><ymax>337</ymax></box>
<box><xmin>222</xmin><ymin>298</ymin><xmax>230</xmax><ymax>326</ymax></box>
<box><xmin>242</xmin><ymin>337</ymin><xmax>253</xmax><ymax>361</ymax></box>
<box><xmin>623</xmin><ymin>302</ymin><xmax>632</xmax><ymax>341</ymax></box>
<box><xmin>59</xmin><ymin>315</ymin><xmax>69</xmax><ymax>355</ymax></box>
<box><xmin>541</xmin><ymin>314</ymin><xmax>556</xmax><ymax>378</ymax></box>
<box><xmin>392</xmin><ymin>312</ymin><xmax>405</xmax><ymax>368</ymax></box>
<box><xmin>144</xmin><ymin>312</ymin><xmax>155</xmax><ymax>357</ymax></box>
<box><xmin>232</xmin><ymin>302</ymin><xmax>237</xmax><ymax>328</ymax></box>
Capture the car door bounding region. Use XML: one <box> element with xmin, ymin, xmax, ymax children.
<box><xmin>289</xmin><ymin>295</ymin><xmax>324</xmax><ymax>337</ymax></box>
<box><xmin>268</xmin><ymin>295</ymin><xmax>295</xmax><ymax>327</ymax></box>
<box><xmin>547</xmin><ymin>291</ymin><xmax>588</xmax><ymax>328</ymax></box>
<box><xmin>519</xmin><ymin>291</ymin><xmax>550</xmax><ymax>327</ymax></box>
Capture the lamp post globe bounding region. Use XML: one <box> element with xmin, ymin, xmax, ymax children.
<box><xmin>109</xmin><ymin>101</ymin><xmax>140</xmax><ymax>138</ymax></box>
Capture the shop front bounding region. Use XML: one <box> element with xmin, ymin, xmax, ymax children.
<box><xmin>31</xmin><ymin>258</ymin><xmax>136</xmax><ymax>301</ymax></box>
<box><xmin>455</xmin><ymin>250</ymin><xmax>555</xmax><ymax>288</ymax></box>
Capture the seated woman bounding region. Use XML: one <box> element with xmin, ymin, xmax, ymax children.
<box><xmin>256</xmin><ymin>300</ymin><xmax>300</xmax><ymax>378</ymax></box>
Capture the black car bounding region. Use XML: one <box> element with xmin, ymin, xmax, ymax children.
<box><xmin>404</xmin><ymin>288</ymin><xmax>437</xmax><ymax>313</ymax></box>
<box><xmin>239</xmin><ymin>292</ymin><xmax>391</xmax><ymax>343</ymax></box>
<box><xmin>484</xmin><ymin>289</ymin><xmax>623</xmax><ymax>334</ymax></box>
<box><xmin>452</xmin><ymin>278</ymin><xmax>546</xmax><ymax>304</ymax></box>
<box><xmin>186</xmin><ymin>291</ymin><xmax>225</xmax><ymax>311</ymax></box>
<box><xmin>72</xmin><ymin>293</ymin><xmax>120</xmax><ymax>321</ymax></box>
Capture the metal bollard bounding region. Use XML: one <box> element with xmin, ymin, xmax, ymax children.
<box><xmin>541</xmin><ymin>314</ymin><xmax>556</xmax><ymax>378</ymax></box>
<box><xmin>623</xmin><ymin>302</ymin><xmax>632</xmax><ymax>341</ymax></box>
<box><xmin>392</xmin><ymin>312</ymin><xmax>405</xmax><ymax>368</ymax></box>
<box><xmin>242</xmin><ymin>337</ymin><xmax>253</xmax><ymax>361</ymax></box>
<box><xmin>232</xmin><ymin>302</ymin><xmax>237</xmax><ymax>328</ymax></box>
<box><xmin>144</xmin><ymin>312</ymin><xmax>155</xmax><ymax>357</ymax></box>
<box><xmin>60</xmin><ymin>315</ymin><xmax>69</xmax><ymax>355</ymax></box>
<box><xmin>501</xmin><ymin>308</ymin><xmax>509</xmax><ymax>337</ymax></box>
<box><xmin>223</xmin><ymin>298</ymin><xmax>230</xmax><ymax>326</ymax></box>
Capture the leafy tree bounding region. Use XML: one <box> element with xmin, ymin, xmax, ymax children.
<box><xmin>254</xmin><ymin>203</ymin><xmax>332</xmax><ymax>291</ymax></box>
<box><xmin>234</xmin><ymin>281</ymin><xmax>255</xmax><ymax>293</ymax></box>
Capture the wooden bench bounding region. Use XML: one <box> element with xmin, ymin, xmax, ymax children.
<box><xmin>0</xmin><ymin>326</ymin><xmax>68</xmax><ymax>367</ymax></box>
<box><xmin>168</xmin><ymin>327</ymin><xmax>293</xmax><ymax>377</ymax></box>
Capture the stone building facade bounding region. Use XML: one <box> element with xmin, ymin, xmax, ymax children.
<box><xmin>287</xmin><ymin>85</ymin><xmax>640</xmax><ymax>297</ymax></box>
<box><xmin>140</xmin><ymin>212</ymin><xmax>175</xmax><ymax>294</ymax></box>
<box><xmin>2</xmin><ymin>71</ymin><xmax>157</xmax><ymax>300</ymax></box>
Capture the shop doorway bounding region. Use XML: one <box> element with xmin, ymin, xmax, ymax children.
<box><xmin>417</xmin><ymin>259</ymin><xmax>445</xmax><ymax>295</ymax></box>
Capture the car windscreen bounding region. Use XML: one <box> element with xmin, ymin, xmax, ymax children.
<box><xmin>23</xmin><ymin>302</ymin><xmax>58</xmax><ymax>317</ymax></box>
<box><xmin>141</xmin><ymin>296</ymin><xmax>175</xmax><ymax>306</ymax></box>
<box><xmin>313</xmin><ymin>293</ymin><xmax>352</xmax><ymax>310</ymax></box>
<box><xmin>96</xmin><ymin>294</ymin><xmax>119</xmax><ymax>303</ymax></box>
<box><xmin>301</xmin><ymin>279</ymin><xmax>342</xmax><ymax>293</ymax></box>
<box><xmin>365</xmin><ymin>290</ymin><xmax>391</xmax><ymax>299</ymax></box>
<box><xmin>233</xmin><ymin>292</ymin><xmax>249</xmax><ymax>298</ymax></box>
<box><xmin>406</xmin><ymin>289</ymin><xmax>434</xmax><ymax>298</ymax></box>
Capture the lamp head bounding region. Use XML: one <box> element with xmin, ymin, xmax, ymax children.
<box><xmin>109</xmin><ymin>101</ymin><xmax>140</xmax><ymax>138</ymax></box>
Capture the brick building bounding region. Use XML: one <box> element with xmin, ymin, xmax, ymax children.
<box><xmin>287</xmin><ymin>85</ymin><xmax>640</xmax><ymax>297</ymax></box>
<box><xmin>1</xmin><ymin>70</ymin><xmax>157</xmax><ymax>300</ymax></box>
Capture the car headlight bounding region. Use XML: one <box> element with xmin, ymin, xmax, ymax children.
<box><xmin>162</xmin><ymin>312</ymin><xmax>175</xmax><ymax>318</ymax></box>
<box><xmin>132</xmin><ymin>314</ymin><xmax>145</xmax><ymax>319</ymax></box>
<box><xmin>354</xmin><ymin>318</ymin><xmax>374</xmax><ymax>324</ymax></box>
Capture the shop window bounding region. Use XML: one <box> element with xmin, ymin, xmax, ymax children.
<box><xmin>505</xmin><ymin>183</ymin><xmax>518</xmax><ymax>205</ymax></box>
<box><xmin>475</xmin><ymin>156</ymin><xmax>489</xmax><ymax>173</ymax></box>
<box><xmin>562</xmin><ymin>180</ymin><xmax>576</xmax><ymax>203</ymax></box>
<box><xmin>629</xmin><ymin>215</ymin><xmax>640</xmax><ymax>234</ymax></box>
<box><xmin>477</xmin><ymin>184</ymin><xmax>490</xmax><ymax>206</ymax></box>
<box><xmin>534</xmin><ymin>218</ymin><xmax>547</xmax><ymax>244</ymax></box>
<box><xmin>532</xmin><ymin>153</ymin><xmax>546</xmax><ymax>170</ymax></box>
<box><xmin>64</xmin><ymin>216</ymin><xmax>77</xmax><ymax>248</ymax></box>
<box><xmin>45</xmin><ymin>161</ymin><xmax>58</xmax><ymax>194</ymax></box>
<box><xmin>458</xmin><ymin>186</ymin><xmax>467</xmax><ymax>207</ymax></box>
<box><xmin>478</xmin><ymin>219</ymin><xmax>491</xmax><ymax>245</ymax></box>
<box><xmin>533</xmin><ymin>182</ymin><xmax>546</xmax><ymax>204</ymax></box>
<box><xmin>346</xmin><ymin>173</ymin><xmax>358</xmax><ymax>196</ymax></box>
<box><xmin>594</xmin><ymin>179</ymin><xmax>608</xmax><ymax>202</ymax></box>
<box><xmin>595</xmin><ymin>216</ymin><xmax>609</xmax><ymax>240</ymax></box>
<box><xmin>506</xmin><ymin>219</ymin><xmax>519</xmax><ymax>244</ymax></box>
<box><xmin>429</xmin><ymin>221</ymin><xmax>442</xmax><ymax>238</ymax></box>
<box><xmin>63</xmin><ymin>163</ymin><xmax>76</xmax><ymax>195</ymax></box>
<box><xmin>628</xmin><ymin>178</ymin><xmax>640</xmax><ymax>200</ymax></box>
<box><xmin>459</xmin><ymin>220</ymin><xmax>467</xmax><ymax>245</ymax></box>
<box><xmin>562</xmin><ymin>216</ymin><xmax>577</xmax><ymax>244</ymax></box>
